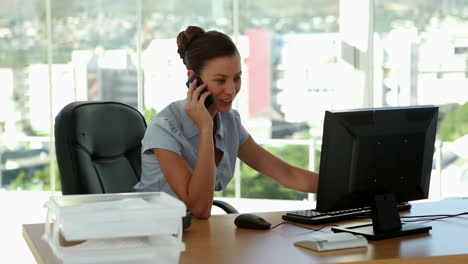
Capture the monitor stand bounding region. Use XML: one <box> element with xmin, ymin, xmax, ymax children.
<box><xmin>331</xmin><ymin>193</ymin><xmax>432</xmax><ymax>240</ymax></box>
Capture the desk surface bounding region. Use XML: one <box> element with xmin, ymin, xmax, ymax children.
<box><xmin>23</xmin><ymin>198</ymin><xmax>468</xmax><ymax>264</ymax></box>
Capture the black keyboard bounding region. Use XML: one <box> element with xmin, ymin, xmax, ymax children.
<box><xmin>282</xmin><ymin>202</ymin><xmax>412</xmax><ymax>225</ymax></box>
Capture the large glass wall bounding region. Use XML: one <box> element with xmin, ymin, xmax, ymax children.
<box><xmin>1</xmin><ymin>0</ymin><xmax>467</xmax><ymax>201</ymax></box>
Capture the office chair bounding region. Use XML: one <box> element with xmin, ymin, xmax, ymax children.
<box><xmin>54</xmin><ymin>101</ymin><xmax>238</xmax><ymax>228</ymax></box>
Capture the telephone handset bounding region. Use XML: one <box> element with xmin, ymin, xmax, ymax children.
<box><xmin>185</xmin><ymin>74</ymin><xmax>213</xmax><ymax>108</ymax></box>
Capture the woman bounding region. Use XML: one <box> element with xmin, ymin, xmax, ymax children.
<box><xmin>134</xmin><ymin>25</ymin><xmax>319</xmax><ymax>219</ymax></box>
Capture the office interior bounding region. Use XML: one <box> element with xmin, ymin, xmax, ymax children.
<box><xmin>1</xmin><ymin>0</ymin><xmax>468</xmax><ymax>263</ymax></box>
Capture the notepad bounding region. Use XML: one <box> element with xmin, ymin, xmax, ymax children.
<box><xmin>294</xmin><ymin>232</ymin><xmax>368</xmax><ymax>252</ymax></box>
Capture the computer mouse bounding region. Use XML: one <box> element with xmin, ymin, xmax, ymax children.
<box><xmin>234</xmin><ymin>214</ymin><xmax>271</xmax><ymax>230</ymax></box>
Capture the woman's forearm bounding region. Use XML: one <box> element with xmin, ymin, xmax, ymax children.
<box><xmin>286</xmin><ymin>166</ymin><xmax>319</xmax><ymax>193</ymax></box>
<box><xmin>186</xmin><ymin>129</ymin><xmax>216</xmax><ymax>218</ymax></box>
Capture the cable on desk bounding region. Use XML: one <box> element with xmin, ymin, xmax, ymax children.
<box><xmin>270</xmin><ymin>221</ymin><xmax>336</xmax><ymax>232</ymax></box>
<box><xmin>401</xmin><ymin>212</ymin><xmax>468</xmax><ymax>223</ymax></box>
<box><xmin>343</xmin><ymin>211</ymin><xmax>468</xmax><ymax>223</ymax></box>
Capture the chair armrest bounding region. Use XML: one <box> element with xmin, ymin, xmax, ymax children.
<box><xmin>183</xmin><ymin>200</ymin><xmax>237</xmax><ymax>229</ymax></box>
<box><xmin>212</xmin><ymin>199</ymin><xmax>239</xmax><ymax>214</ymax></box>
<box><xmin>183</xmin><ymin>211</ymin><xmax>192</xmax><ymax>229</ymax></box>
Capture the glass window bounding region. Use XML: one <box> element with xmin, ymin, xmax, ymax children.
<box><xmin>0</xmin><ymin>1</ymin><xmax>53</xmax><ymax>190</ymax></box>
<box><xmin>223</xmin><ymin>0</ymin><xmax>339</xmax><ymax>200</ymax></box>
<box><xmin>374</xmin><ymin>0</ymin><xmax>468</xmax><ymax>199</ymax></box>
<box><xmin>238</xmin><ymin>0</ymin><xmax>340</xmax><ymax>136</ymax></box>
<box><xmin>51</xmin><ymin>1</ymin><xmax>139</xmax><ymax>109</ymax></box>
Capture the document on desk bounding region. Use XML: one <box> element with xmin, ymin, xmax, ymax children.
<box><xmin>294</xmin><ymin>232</ymin><xmax>368</xmax><ymax>252</ymax></box>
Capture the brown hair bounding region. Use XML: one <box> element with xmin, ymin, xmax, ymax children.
<box><xmin>176</xmin><ymin>25</ymin><xmax>239</xmax><ymax>73</ymax></box>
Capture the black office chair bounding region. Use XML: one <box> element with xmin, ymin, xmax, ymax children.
<box><xmin>54</xmin><ymin>101</ymin><xmax>238</xmax><ymax>228</ymax></box>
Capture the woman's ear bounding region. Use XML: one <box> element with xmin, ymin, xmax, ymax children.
<box><xmin>187</xmin><ymin>69</ymin><xmax>195</xmax><ymax>79</ymax></box>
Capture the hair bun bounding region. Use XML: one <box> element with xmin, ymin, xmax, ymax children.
<box><xmin>177</xmin><ymin>26</ymin><xmax>206</xmax><ymax>64</ymax></box>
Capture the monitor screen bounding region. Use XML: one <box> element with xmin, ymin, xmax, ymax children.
<box><xmin>316</xmin><ymin>105</ymin><xmax>438</xmax><ymax>239</ymax></box>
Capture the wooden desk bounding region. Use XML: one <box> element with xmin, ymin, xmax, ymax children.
<box><xmin>23</xmin><ymin>198</ymin><xmax>468</xmax><ymax>264</ymax></box>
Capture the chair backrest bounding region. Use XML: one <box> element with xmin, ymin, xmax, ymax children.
<box><xmin>55</xmin><ymin>101</ymin><xmax>147</xmax><ymax>195</ymax></box>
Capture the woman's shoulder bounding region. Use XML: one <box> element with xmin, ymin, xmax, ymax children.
<box><xmin>147</xmin><ymin>100</ymin><xmax>186</xmax><ymax>130</ymax></box>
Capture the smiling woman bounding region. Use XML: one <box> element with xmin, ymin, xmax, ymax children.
<box><xmin>192</xmin><ymin>55</ymin><xmax>242</xmax><ymax>114</ymax></box>
<box><xmin>133</xmin><ymin>25</ymin><xmax>319</xmax><ymax>219</ymax></box>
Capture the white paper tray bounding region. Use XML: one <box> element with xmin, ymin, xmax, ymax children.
<box><xmin>42</xmin><ymin>192</ymin><xmax>186</xmax><ymax>263</ymax></box>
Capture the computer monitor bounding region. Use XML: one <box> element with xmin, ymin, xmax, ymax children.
<box><xmin>316</xmin><ymin>105</ymin><xmax>438</xmax><ymax>240</ymax></box>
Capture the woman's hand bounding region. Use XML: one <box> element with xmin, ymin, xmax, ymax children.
<box><xmin>184</xmin><ymin>80</ymin><xmax>213</xmax><ymax>132</ymax></box>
